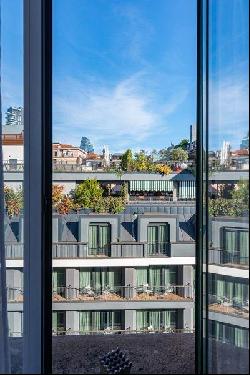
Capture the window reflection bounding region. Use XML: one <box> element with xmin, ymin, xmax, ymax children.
<box><xmin>207</xmin><ymin>0</ymin><xmax>249</xmax><ymax>373</ymax></box>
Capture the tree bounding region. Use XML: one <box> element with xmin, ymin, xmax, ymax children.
<box><xmin>4</xmin><ymin>186</ymin><xmax>23</xmax><ymax>217</ymax></box>
<box><xmin>52</xmin><ymin>184</ymin><xmax>74</xmax><ymax>214</ymax></box>
<box><xmin>73</xmin><ymin>179</ymin><xmax>103</xmax><ymax>209</ymax></box>
<box><xmin>209</xmin><ymin>198</ymin><xmax>246</xmax><ymax>217</ymax></box>
<box><xmin>56</xmin><ymin>195</ymin><xmax>74</xmax><ymax>214</ymax></box>
<box><xmin>80</xmin><ymin>137</ymin><xmax>94</xmax><ymax>153</ymax></box>
<box><xmin>170</xmin><ymin>147</ymin><xmax>188</xmax><ymax>163</ymax></box>
<box><xmin>175</xmin><ymin>139</ymin><xmax>189</xmax><ymax>150</ymax></box>
<box><xmin>120</xmin><ymin>149</ymin><xmax>133</xmax><ymax>171</ymax></box>
<box><xmin>105</xmin><ymin>196</ymin><xmax>125</xmax><ymax>214</ymax></box>
<box><xmin>52</xmin><ymin>185</ymin><xmax>64</xmax><ymax>206</ymax></box>
<box><xmin>155</xmin><ymin>164</ymin><xmax>172</xmax><ymax>175</ymax></box>
<box><xmin>134</xmin><ymin>151</ymin><xmax>150</xmax><ymax>171</ymax></box>
<box><xmin>159</xmin><ymin>148</ymin><xmax>171</xmax><ymax>161</ymax></box>
<box><xmin>150</xmin><ymin>149</ymin><xmax>159</xmax><ymax>162</ymax></box>
<box><xmin>231</xmin><ymin>180</ymin><xmax>249</xmax><ymax>208</ymax></box>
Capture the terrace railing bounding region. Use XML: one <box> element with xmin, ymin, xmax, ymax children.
<box><xmin>7</xmin><ymin>287</ymin><xmax>23</xmax><ymax>302</ymax></box>
<box><xmin>147</xmin><ymin>242</ymin><xmax>170</xmax><ymax>256</ymax></box>
<box><xmin>208</xmin><ymin>294</ymin><xmax>249</xmax><ymax>319</ymax></box>
<box><xmin>52</xmin><ymin>242</ymin><xmax>88</xmax><ymax>258</ymax></box>
<box><xmin>3</xmin><ymin>162</ymin><xmax>24</xmax><ymax>172</ymax></box>
<box><xmin>5</xmin><ymin>243</ymin><xmax>24</xmax><ymax>259</ymax></box>
<box><xmin>52</xmin><ymin>327</ymin><xmax>195</xmax><ymax>336</ymax></box>
<box><xmin>209</xmin><ymin>248</ymin><xmax>249</xmax><ymax>267</ymax></box>
<box><xmin>51</xmin><ymin>284</ymin><xmax>194</xmax><ymax>302</ymax></box>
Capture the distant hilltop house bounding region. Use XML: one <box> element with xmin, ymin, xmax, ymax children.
<box><xmin>53</xmin><ymin>143</ymin><xmax>87</xmax><ymax>165</ymax></box>
<box><xmin>230</xmin><ymin>149</ymin><xmax>249</xmax><ymax>170</ymax></box>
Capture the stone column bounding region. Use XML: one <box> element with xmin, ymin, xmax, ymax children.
<box><xmin>19</xmin><ymin>215</ymin><xmax>24</xmax><ymax>243</ymax></box>
<box><xmin>177</xmin><ymin>265</ymin><xmax>194</xmax><ymax>298</ymax></box>
<box><xmin>52</xmin><ymin>217</ymin><xmax>59</xmax><ymax>258</ymax></box>
<box><xmin>66</xmin><ymin>311</ymin><xmax>79</xmax><ymax>335</ymax></box>
<box><xmin>66</xmin><ymin>268</ymin><xmax>80</xmax><ymax>299</ymax></box>
<box><xmin>8</xmin><ymin>311</ymin><xmax>23</xmax><ymax>337</ymax></box>
<box><xmin>183</xmin><ymin>308</ymin><xmax>194</xmax><ymax>331</ymax></box>
<box><xmin>52</xmin><ymin>216</ymin><xmax>59</xmax><ymax>242</ymax></box>
<box><xmin>124</xmin><ymin>268</ymin><xmax>136</xmax><ymax>298</ymax></box>
<box><xmin>125</xmin><ymin>310</ymin><xmax>136</xmax><ymax>331</ymax></box>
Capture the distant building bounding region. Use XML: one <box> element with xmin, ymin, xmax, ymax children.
<box><xmin>188</xmin><ymin>124</ymin><xmax>197</xmax><ymax>152</ymax></box>
<box><xmin>102</xmin><ymin>145</ymin><xmax>110</xmax><ymax>167</ymax></box>
<box><xmin>231</xmin><ymin>149</ymin><xmax>249</xmax><ymax>170</ymax></box>
<box><xmin>53</xmin><ymin>143</ymin><xmax>87</xmax><ymax>165</ymax></box>
<box><xmin>5</xmin><ymin>106</ymin><xmax>24</xmax><ymax>127</ymax></box>
<box><xmin>2</xmin><ymin>126</ymin><xmax>24</xmax><ymax>184</ymax></box>
<box><xmin>220</xmin><ymin>141</ymin><xmax>231</xmax><ymax>165</ymax></box>
<box><xmin>80</xmin><ymin>137</ymin><xmax>94</xmax><ymax>153</ymax></box>
<box><xmin>240</xmin><ymin>132</ymin><xmax>249</xmax><ymax>150</ymax></box>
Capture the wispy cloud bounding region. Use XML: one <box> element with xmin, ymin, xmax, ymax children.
<box><xmin>112</xmin><ymin>3</ymin><xmax>154</xmax><ymax>64</ymax></box>
<box><xmin>53</xmin><ymin>73</ymin><xmax>188</xmax><ymax>152</ymax></box>
<box><xmin>209</xmin><ymin>73</ymin><xmax>249</xmax><ymax>148</ymax></box>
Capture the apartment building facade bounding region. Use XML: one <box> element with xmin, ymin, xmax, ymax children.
<box><xmin>6</xmin><ymin>201</ymin><xmax>196</xmax><ymax>336</ymax></box>
<box><xmin>4</xmin><ymin>170</ymin><xmax>249</xmax><ymax>350</ymax></box>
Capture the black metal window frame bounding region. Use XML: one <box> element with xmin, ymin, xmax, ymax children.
<box><xmin>23</xmin><ymin>0</ymin><xmax>52</xmax><ymax>373</ymax></box>
<box><xmin>196</xmin><ymin>0</ymin><xmax>209</xmax><ymax>373</ymax></box>
<box><xmin>222</xmin><ymin>227</ymin><xmax>249</xmax><ymax>265</ymax></box>
<box><xmin>147</xmin><ymin>222</ymin><xmax>170</xmax><ymax>255</ymax></box>
<box><xmin>88</xmin><ymin>222</ymin><xmax>112</xmax><ymax>256</ymax></box>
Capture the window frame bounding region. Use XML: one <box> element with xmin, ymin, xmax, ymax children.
<box><xmin>88</xmin><ymin>222</ymin><xmax>111</xmax><ymax>256</ymax></box>
<box><xmin>23</xmin><ymin>0</ymin><xmax>52</xmax><ymax>373</ymax></box>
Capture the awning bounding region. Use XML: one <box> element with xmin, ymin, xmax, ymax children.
<box><xmin>178</xmin><ymin>181</ymin><xmax>196</xmax><ymax>198</ymax></box>
<box><xmin>129</xmin><ymin>180</ymin><xmax>173</xmax><ymax>192</ymax></box>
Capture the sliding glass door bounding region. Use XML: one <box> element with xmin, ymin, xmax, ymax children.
<box><xmin>199</xmin><ymin>0</ymin><xmax>249</xmax><ymax>373</ymax></box>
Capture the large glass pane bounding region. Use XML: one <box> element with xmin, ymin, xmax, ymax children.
<box><xmin>207</xmin><ymin>0</ymin><xmax>249</xmax><ymax>373</ymax></box>
<box><xmin>0</xmin><ymin>0</ymin><xmax>24</xmax><ymax>373</ymax></box>
<box><xmin>52</xmin><ymin>0</ymin><xmax>196</xmax><ymax>373</ymax></box>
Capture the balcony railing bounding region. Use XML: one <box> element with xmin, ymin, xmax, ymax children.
<box><xmin>52</xmin><ymin>327</ymin><xmax>195</xmax><ymax>336</ymax></box>
<box><xmin>52</xmin><ymin>284</ymin><xmax>194</xmax><ymax>302</ymax></box>
<box><xmin>209</xmin><ymin>248</ymin><xmax>249</xmax><ymax>268</ymax></box>
<box><xmin>88</xmin><ymin>246</ymin><xmax>111</xmax><ymax>257</ymax></box>
<box><xmin>5</xmin><ymin>243</ymin><xmax>24</xmax><ymax>259</ymax></box>
<box><xmin>52</xmin><ymin>242</ymin><xmax>88</xmax><ymax>258</ymax></box>
<box><xmin>208</xmin><ymin>294</ymin><xmax>249</xmax><ymax>319</ymax></box>
<box><xmin>7</xmin><ymin>287</ymin><xmax>23</xmax><ymax>302</ymax></box>
<box><xmin>147</xmin><ymin>242</ymin><xmax>170</xmax><ymax>256</ymax></box>
<box><xmin>5</xmin><ymin>241</ymin><xmax>185</xmax><ymax>259</ymax></box>
<box><xmin>3</xmin><ymin>162</ymin><xmax>24</xmax><ymax>172</ymax></box>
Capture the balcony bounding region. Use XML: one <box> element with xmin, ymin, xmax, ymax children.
<box><xmin>52</xmin><ymin>285</ymin><xmax>194</xmax><ymax>302</ymax></box>
<box><xmin>52</xmin><ymin>242</ymin><xmax>88</xmax><ymax>258</ymax></box>
<box><xmin>5</xmin><ymin>241</ymin><xmax>194</xmax><ymax>259</ymax></box>
<box><xmin>3</xmin><ymin>162</ymin><xmax>24</xmax><ymax>172</ymax></box>
<box><xmin>209</xmin><ymin>248</ymin><xmax>249</xmax><ymax>269</ymax></box>
<box><xmin>111</xmin><ymin>242</ymin><xmax>170</xmax><ymax>257</ymax></box>
<box><xmin>5</xmin><ymin>243</ymin><xmax>24</xmax><ymax>259</ymax></box>
<box><xmin>7</xmin><ymin>287</ymin><xmax>23</xmax><ymax>302</ymax></box>
<box><xmin>208</xmin><ymin>294</ymin><xmax>249</xmax><ymax>320</ymax></box>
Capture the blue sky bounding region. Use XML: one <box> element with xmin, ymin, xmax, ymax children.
<box><xmin>1</xmin><ymin>0</ymin><xmax>249</xmax><ymax>152</ymax></box>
